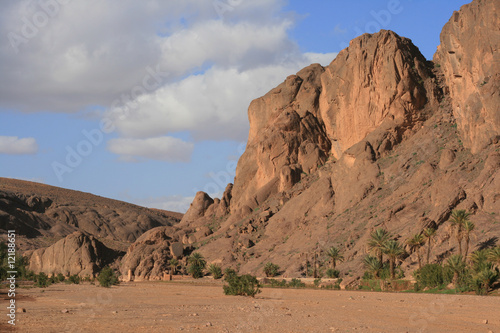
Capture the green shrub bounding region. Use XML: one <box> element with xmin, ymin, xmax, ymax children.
<box><xmin>414</xmin><ymin>264</ymin><xmax>452</xmax><ymax>289</ymax></box>
<box><xmin>313</xmin><ymin>278</ymin><xmax>321</xmax><ymax>287</ymax></box>
<box><xmin>35</xmin><ymin>272</ymin><xmax>51</xmax><ymax>288</ymax></box>
<box><xmin>223</xmin><ymin>274</ymin><xmax>261</xmax><ymax>297</ymax></box>
<box><xmin>223</xmin><ymin>268</ymin><xmax>237</xmax><ymax>281</ymax></box>
<box><xmin>287</xmin><ymin>278</ymin><xmax>305</xmax><ymax>288</ymax></box>
<box><xmin>326</xmin><ymin>269</ymin><xmax>340</xmax><ymax>278</ymax></box>
<box><xmin>208</xmin><ymin>264</ymin><xmax>222</xmax><ymax>279</ymax></box>
<box><xmin>263</xmin><ymin>262</ymin><xmax>280</xmax><ymax>277</ymax></box>
<box><xmin>97</xmin><ymin>267</ymin><xmax>119</xmax><ymax>288</ymax></box>
<box><xmin>66</xmin><ymin>274</ymin><xmax>81</xmax><ymax>284</ymax></box>
<box><xmin>267</xmin><ymin>279</ymin><xmax>287</xmax><ymax>287</ymax></box>
<box><xmin>56</xmin><ymin>273</ymin><xmax>65</xmax><ymax>283</ymax></box>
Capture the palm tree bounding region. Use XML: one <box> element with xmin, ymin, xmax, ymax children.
<box><xmin>462</xmin><ymin>220</ymin><xmax>475</xmax><ymax>261</ymax></box>
<box><xmin>476</xmin><ymin>269</ymin><xmax>499</xmax><ymax>294</ymax></box>
<box><xmin>406</xmin><ymin>234</ymin><xmax>425</xmax><ymax>269</ymax></box>
<box><xmin>169</xmin><ymin>258</ymin><xmax>179</xmax><ymax>280</ymax></box>
<box><xmin>363</xmin><ymin>255</ymin><xmax>382</xmax><ymax>279</ymax></box>
<box><xmin>187</xmin><ymin>252</ymin><xmax>206</xmax><ymax>279</ymax></box>
<box><xmin>207</xmin><ymin>264</ymin><xmax>222</xmax><ymax>279</ymax></box>
<box><xmin>470</xmin><ymin>249</ymin><xmax>491</xmax><ymax>272</ymax></box>
<box><xmin>449</xmin><ymin>210</ymin><xmax>470</xmax><ymax>256</ymax></box>
<box><xmin>423</xmin><ymin>228</ymin><xmax>436</xmax><ymax>264</ymax></box>
<box><xmin>487</xmin><ymin>247</ymin><xmax>500</xmax><ymax>269</ymax></box>
<box><xmin>326</xmin><ymin>247</ymin><xmax>344</xmax><ymax>270</ymax></box>
<box><xmin>383</xmin><ymin>240</ymin><xmax>405</xmax><ymax>279</ymax></box>
<box><xmin>368</xmin><ymin>228</ymin><xmax>390</xmax><ymax>264</ymax></box>
<box><xmin>446</xmin><ymin>255</ymin><xmax>465</xmax><ymax>284</ymax></box>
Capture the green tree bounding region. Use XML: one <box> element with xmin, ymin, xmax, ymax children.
<box><xmin>263</xmin><ymin>262</ymin><xmax>280</xmax><ymax>277</ymax></box>
<box><xmin>406</xmin><ymin>234</ymin><xmax>425</xmax><ymax>269</ymax></box>
<box><xmin>223</xmin><ymin>274</ymin><xmax>261</xmax><ymax>297</ymax></box>
<box><xmin>383</xmin><ymin>240</ymin><xmax>405</xmax><ymax>279</ymax></box>
<box><xmin>487</xmin><ymin>247</ymin><xmax>500</xmax><ymax>269</ymax></box>
<box><xmin>187</xmin><ymin>252</ymin><xmax>206</xmax><ymax>279</ymax></box>
<box><xmin>368</xmin><ymin>228</ymin><xmax>390</xmax><ymax>264</ymax></box>
<box><xmin>462</xmin><ymin>220</ymin><xmax>475</xmax><ymax>261</ymax></box>
<box><xmin>470</xmin><ymin>249</ymin><xmax>491</xmax><ymax>273</ymax></box>
<box><xmin>423</xmin><ymin>228</ymin><xmax>436</xmax><ymax>264</ymax></box>
<box><xmin>208</xmin><ymin>264</ymin><xmax>222</xmax><ymax>279</ymax></box>
<box><xmin>474</xmin><ymin>269</ymin><xmax>499</xmax><ymax>295</ymax></box>
<box><xmin>169</xmin><ymin>258</ymin><xmax>179</xmax><ymax>280</ymax></box>
<box><xmin>326</xmin><ymin>247</ymin><xmax>344</xmax><ymax>270</ymax></box>
<box><xmin>446</xmin><ymin>255</ymin><xmax>465</xmax><ymax>285</ymax></box>
<box><xmin>97</xmin><ymin>267</ymin><xmax>119</xmax><ymax>287</ymax></box>
<box><xmin>449</xmin><ymin>210</ymin><xmax>470</xmax><ymax>256</ymax></box>
<box><xmin>363</xmin><ymin>255</ymin><xmax>382</xmax><ymax>279</ymax></box>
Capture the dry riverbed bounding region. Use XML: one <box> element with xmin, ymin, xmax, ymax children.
<box><xmin>2</xmin><ymin>281</ymin><xmax>499</xmax><ymax>332</ymax></box>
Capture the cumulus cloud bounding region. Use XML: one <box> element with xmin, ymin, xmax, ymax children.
<box><xmin>109</xmin><ymin>52</ymin><xmax>337</xmax><ymax>142</ymax></box>
<box><xmin>0</xmin><ymin>136</ymin><xmax>38</xmax><ymax>155</ymax></box>
<box><xmin>0</xmin><ymin>0</ymin><xmax>289</xmax><ymax>112</ymax></box>
<box><xmin>107</xmin><ymin>136</ymin><xmax>194</xmax><ymax>162</ymax></box>
<box><xmin>0</xmin><ymin>0</ymin><xmax>337</xmax><ymax>145</ymax></box>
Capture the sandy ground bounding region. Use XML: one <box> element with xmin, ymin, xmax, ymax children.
<box><xmin>2</xmin><ymin>281</ymin><xmax>499</xmax><ymax>333</ymax></box>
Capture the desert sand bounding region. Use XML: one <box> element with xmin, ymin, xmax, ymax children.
<box><xmin>4</xmin><ymin>282</ymin><xmax>499</xmax><ymax>333</ymax></box>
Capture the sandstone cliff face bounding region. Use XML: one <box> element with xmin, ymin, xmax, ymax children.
<box><xmin>165</xmin><ymin>0</ymin><xmax>499</xmax><ymax>282</ymax></box>
<box><xmin>27</xmin><ymin>231</ymin><xmax>120</xmax><ymax>277</ymax></box>
<box><xmin>229</xmin><ymin>30</ymin><xmax>439</xmax><ymax>217</ymax></box>
<box><xmin>434</xmin><ymin>0</ymin><xmax>500</xmax><ymax>153</ymax></box>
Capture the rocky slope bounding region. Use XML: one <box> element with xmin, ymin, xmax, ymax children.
<box><xmin>27</xmin><ymin>231</ymin><xmax>121</xmax><ymax>277</ymax></box>
<box><xmin>0</xmin><ymin>177</ymin><xmax>182</xmax><ymax>276</ymax></box>
<box><xmin>125</xmin><ymin>0</ymin><xmax>499</xmax><ymax>282</ymax></box>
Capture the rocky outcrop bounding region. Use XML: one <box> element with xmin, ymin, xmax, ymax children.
<box><xmin>28</xmin><ymin>231</ymin><xmax>120</xmax><ymax>277</ymax></box>
<box><xmin>170</xmin><ymin>0</ymin><xmax>499</xmax><ymax>281</ymax></box>
<box><xmin>119</xmin><ymin>226</ymin><xmax>180</xmax><ymax>281</ymax></box>
<box><xmin>434</xmin><ymin>0</ymin><xmax>500</xmax><ymax>153</ymax></box>
<box><xmin>228</xmin><ymin>30</ymin><xmax>439</xmax><ymax>217</ymax></box>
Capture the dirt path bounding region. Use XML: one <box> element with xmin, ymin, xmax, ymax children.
<box><xmin>3</xmin><ymin>282</ymin><xmax>499</xmax><ymax>332</ymax></box>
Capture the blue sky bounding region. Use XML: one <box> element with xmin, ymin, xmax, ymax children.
<box><xmin>0</xmin><ymin>0</ymin><xmax>470</xmax><ymax>212</ymax></box>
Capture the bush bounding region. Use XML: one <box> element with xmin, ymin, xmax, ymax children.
<box><xmin>313</xmin><ymin>278</ymin><xmax>322</xmax><ymax>287</ymax></box>
<box><xmin>208</xmin><ymin>264</ymin><xmax>222</xmax><ymax>279</ymax></box>
<box><xmin>326</xmin><ymin>269</ymin><xmax>340</xmax><ymax>278</ymax></box>
<box><xmin>66</xmin><ymin>274</ymin><xmax>81</xmax><ymax>284</ymax></box>
<box><xmin>223</xmin><ymin>274</ymin><xmax>261</xmax><ymax>297</ymax></box>
<box><xmin>223</xmin><ymin>268</ymin><xmax>237</xmax><ymax>281</ymax></box>
<box><xmin>35</xmin><ymin>272</ymin><xmax>51</xmax><ymax>288</ymax></box>
<box><xmin>414</xmin><ymin>264</ymin><xmax>452</xmax><ymax>289</ymax></box>
<box><xmin>56</xmin><ymin>273</ymin><xmax>65</xmax><ymax>283</ymax></box>
<box><xmin>97</xmin><ymin>267</ymin><xmax>119</xmax><ymax>288</ymax></box>
<box><xmin>263</xmin><ymin>262</ymin><xmax>280</xmax><ymax>277</ymax></box>
<box><xmin>288</xmin><ymin>278</ymin><xmax>305</xmax><ymax>288</ymax></box>
<box><xmin>267</xmin><ymin>279</ymin><xmax>287</xmax><ymax>287</ymax></box>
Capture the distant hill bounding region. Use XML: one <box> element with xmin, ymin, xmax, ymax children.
<box><xmin>0</xmin><ymin>177</ymin><xmax>182</xmax><ymax>252</ymax></box>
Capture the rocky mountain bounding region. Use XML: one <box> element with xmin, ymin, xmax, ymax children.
<box><xmin>0</xmin><ymin>177</ymin><xmax>182</xmax><ymax>276</ymax></box>
<box><xmin>125</xmin><ymin>0</ymin><xmax>499</xmax><ymax>283</ymax></box>
<box><xmin>6</xmin><ymin>0</ymin><xmax>498</xmax><ymax>281</ymax></box>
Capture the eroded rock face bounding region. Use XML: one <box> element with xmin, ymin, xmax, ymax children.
<box><xmin>320</xmin><ymin>30</ymin><xmax>439</xmax><ymax>158</ymax></box>
<box><xmin>229</xmin><ymin>30</ymin><xmax>439</xmax><ymax>216</ymax></box>
<box><xmin>434</xmin><ymin>0</ymin><xmax>500</xmax><ymax>153</ymax></box>
<box><xmin>28</xmin><ymin>232</ymin><xmax>119</xmax><ymax>277</ymax></box>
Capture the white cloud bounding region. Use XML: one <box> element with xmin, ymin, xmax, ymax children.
<box><xmin>107</xmin><ymin>136</ymin><xmax>194</xmax><ymax>162</ymax></box>
<box><xmin>109</xmin><ymin>52</ymin><xmax>337</xmax><ymax>142</ymax></box>
<box><xmin>138</xmin><ymin>195</ymin><xmax>195</xmax><ymax>213</ymax></box>
<box><xmin>0</xmin><ymin>0</ymin><xmax>288</xmax><ymax>112</ymax></box>
<box><xmin>0</xmin><ymin>0</ymin><xmax>337</xmax><ymax>146</ymax></box>
<box><xmin>0</xmin><ymin>136</ymin><xmax>38</xmax><ymax>155</ymax></box>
